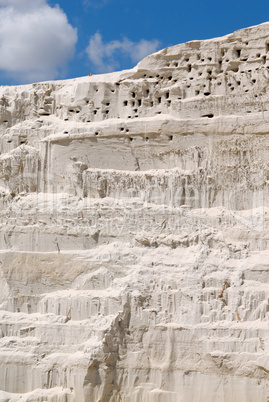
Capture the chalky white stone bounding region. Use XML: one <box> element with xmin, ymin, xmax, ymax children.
<box><xmin>1</xmin><ymin>22</ymin><xmax>269</xmax><ymax>401</ymax></box>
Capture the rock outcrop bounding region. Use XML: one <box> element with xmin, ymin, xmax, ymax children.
<box><xmin>1</xmin><ymin>22</ymin><xmax>269</xmax><ymax>401</ymax></box>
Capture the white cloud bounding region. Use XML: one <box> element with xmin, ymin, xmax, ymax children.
<box><xmin>86</xmin><ymin>32</ymin><xmax>161</xmax><ymax>73</ymax></box>
<box><xmin>0</xmin><ymin>0</ymin><xmax>77</xmax><ymax>83</ymax></box>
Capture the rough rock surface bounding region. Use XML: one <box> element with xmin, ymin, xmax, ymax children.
<box><xmin>1</xmin><ymin>22</ymin><xmax>269</xmax><ymax>401</ymax></box>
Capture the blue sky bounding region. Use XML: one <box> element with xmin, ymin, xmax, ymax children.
<box><xmin>0</xmin><ymin>0</ymin><xmax>269</xmax><ymax>85</ymax></box>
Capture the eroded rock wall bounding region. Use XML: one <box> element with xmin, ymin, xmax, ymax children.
<box><xmin>1</xmin><ymin>22</ymin><xmax>269</xmax><ymax>402</ymax></box>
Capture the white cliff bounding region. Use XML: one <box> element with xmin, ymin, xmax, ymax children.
<box><xmin>1</xmin><ymin>22</ymin><xmax>269</xmax><ymax>401</ymax></box>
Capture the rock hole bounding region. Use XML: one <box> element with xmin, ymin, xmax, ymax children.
<box><xmin>168</xmin><ymin>76</ymin><xmax>172</xmax><ymax>80</ymax></box>
<box><xmin>106</xmin><ymin>103</ymin><xmax>110</xmax><ymax>106</ymax></box>
<box><xmin>187</xmin><ymin>64</ymin><xmax>192</xmax><ymax>72</ymax></box>
<box><xmin>167</xmin><ymin>100</ymin><xmax>171</xmax><ymax>105</ymax></box>
<box><xmin>174</xmin><ymin>62</ymin><xmax>179</xmax><ymax>67</ymax></box>
<box><xmin>266</xmin><ymin>43</ymin><xmax>269</xmax><ymax>53</ymax></box>
<box><xmin>204</xmin><ymin>92</ymin><xmax>211</xmax><ymax>96</ymax></box>
<box><xmin>166</xmin><ymin>92</ymin><xmax>169</xmax><ymax>99</ymax></box>
<box><xmin>158</xmin><ymin>97</ymin><xmax>161</xmax><ymax>104</ymax></box>
<box><xmin>252</xmin><ymin>79</ymin><xmax>256</xmax><ymax>83</ymax></box>
<box><xmin>256</xmin><ymin>53</ymin><xmax>261</xmax><ymax>58</ymax></box>
<box><xmin>131</xmin><ymin>101</ymin><xmax>135</xmax><ymax>107</ymax></box>
<box><xmin>129</xmin><ymin>137</ymin><xmax>133</xmax><ymax>142</ymax></box>
<box><xmin>94</xmin><ymin>110</ymin><xmax>97</xmax><ymax>114</ymax></box>
<box><xmin>146</xmin><ymin>89</ymin><xmax>149</xmax><ymax>96</ymax></box>
<box><xmin>262</xmin><ymin>55</ymin><xmax>266</xmax><ymax>64</ymax></box>
<box><xmin>131</xmin><ymin>92</ymin><xmax>135</xmax><ymax>98</ymax></box>
<box><xmin>195</xmin><ymin>90</ymin><xmax>200</xmax><ymax>95</ymax></box>
<box><xmin>150</xmin><ymin>101</ymin><xmax>154</xmax><ymax>107</ymax></box>
<box><xmin>120</xmin><ymin>127</ymin><xmax>124</xmax><ymax>131</ymax></box>
<box><xmin>236</xmin><ymin>49</ymin><xmax>241</xmax><ymax>58</ymax></box>
<box><xmin>105</xmin><ymin>110</ymin><xmax>109</xmax><ymax>114</ymax></box>
<box><xmin>123</xmin><ymin>101</ymin><xmax>128</xmax><ymax>106</ymax></box>
<box><xmin>145</xmin><ymin>137</ymin><xmax>149</xmax><ymax>141</ymax></box>
<box><xmin>169</xmin><ymin>135</ymin><xmax>173</xmax><ymax>141</ymax></box>
<box><xmin>95</xmin><ymin>132</ymin><xmax>99</xmax><ymax>136</ymax></box>
<box><xmin>138</xmin><ymin>99</ymin><xmax>142</xmax><ymax>106</ymax></box>
<box><xmin>202</xmin><ymin>114</ymin><xmax>214</xmax><ymax>118</ymax></box>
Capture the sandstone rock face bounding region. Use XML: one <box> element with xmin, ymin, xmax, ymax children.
<box><xmin>1</xmin><ymin>22</ymin><xmax>269</xmax><ymax>401</ymax></box>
